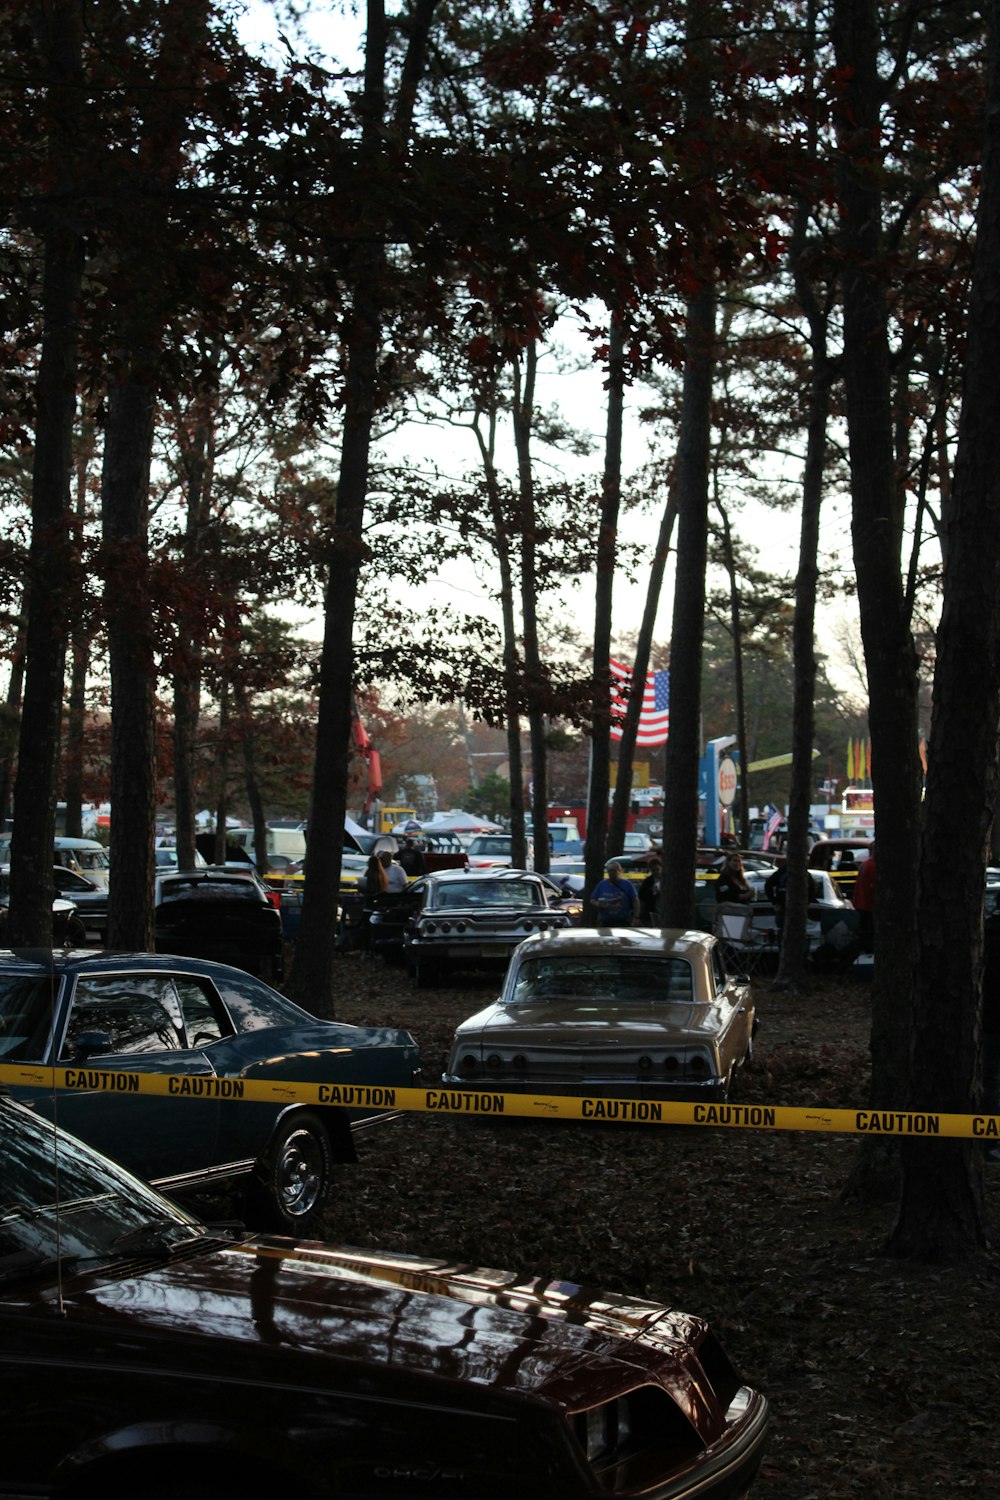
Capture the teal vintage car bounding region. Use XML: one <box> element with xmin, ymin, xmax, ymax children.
<box><xmin>0</xmin><ymin>950</ymin><xmax>419</xmax><ymax>1234</ymax></box>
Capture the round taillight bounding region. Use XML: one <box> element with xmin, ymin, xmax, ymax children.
<box><xmin>689</xmin><ymin>1056</ymin><xmax>708</xmax><ymax>1074</ymax></box>
<box><xmin>638</xmin><ymin>1055</ymin><xmax>653</xmax><ymax>1071</ymax></box>
<box><xmin>424</xmin><ymin>922</ymin><xmax>436</xmax><ymax>935</ymax></box>
<box><xmin>513</xmin><ymin>1054</ymin><xmax>527</xmax><ymax>1071</ymax></box>
<box><xmin>486</xmin><ymin>1053</ymin><xmax>503</xmax><ymax>1072</ymax></box>
<box><xmin>440</xmin><ymin>921</ymin><xmax>451</xmax><ymax>933</ymax></box>
<box><xmin>459</xmin><ymin>1054</ymin><xmax>478</xmax><ymax>1076</ymax></box>
<box><xmin>664</xmin><ymin>1056</ymin><xmax>680</xmax><ymax>1072</ymax></box>
<box><xmin>455</xmin><ymin>921</ymin><xmax>466</xmax><ymax>932</ymax></box>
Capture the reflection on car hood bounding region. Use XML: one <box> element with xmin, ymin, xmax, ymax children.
<box><xmin>456</xmin><ymin>999</ymin><xmax>729</xmax><ymax>1047</ymax></box>
<box><xmin>59</xmin><ymin>1241</ymin><xmax>708</xmax><ymax>1405</ymax></box>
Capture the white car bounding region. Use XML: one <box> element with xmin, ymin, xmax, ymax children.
<box><xmin>466</xmin><ymin>833</ymin><xmax>534</xmax><ymax>869</ymax></box>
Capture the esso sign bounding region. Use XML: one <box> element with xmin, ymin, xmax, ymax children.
<box><xmin>717</xmin><ymin>756</ymin><xmax>738</xmax><ymax>807</ymax></box>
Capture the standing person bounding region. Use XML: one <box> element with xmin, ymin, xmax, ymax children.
<box><xmin>379</xmin><ymin>848</ymin><xmax>409</xmax><ymax>892</ymax></box>
<box><xmin>638</xmin><ymin>857</ymin><xmax>662</xmax><ymax>924</ymax></box>
<box><xmin>716</xmin><ymin>852</ymin><xmax>753</xmax><ymax>905</ymax></box>
<box><xmin>397</xmin><ymin>837</ymin><xmax>427</xmax><ymax>877</ymax></box>
<box><xmin>590</xmin><ymin>861</ymin><xmax>639</xmax><ymax>927</ymax></box>
<box><xmin>763</xmin><ymin>862</ymin><xmax>788</xmax><ymax>945</ymax></box>
<box><xmin>853</xmin><ymin>845</ymin><xmax>876</xmax><ymax>953</ymax></box>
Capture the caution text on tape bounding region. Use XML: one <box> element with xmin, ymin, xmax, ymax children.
<box><xmin>2</xmin><ymin>1063</ymin><xmax>998</xmax><ymax>1141</ymax></box>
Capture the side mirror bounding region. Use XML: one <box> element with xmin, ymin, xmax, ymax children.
<box><xmin>72</xmin><ymin>1031</ymin><xmax>114</xmax><ymax>1060</ymax></box>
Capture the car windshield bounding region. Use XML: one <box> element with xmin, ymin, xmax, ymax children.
<box><xmin>0</xmin><ymin>1102</ymin><xmax>205</xmax><ymax>1283</ymax></box>
<box><xmin>511</xmin><ymin>955</ymin><xmax>694</xmax><ymax>1003</ymax></box>
<box><xmin>431</xmin><ymin>879</ymin><xmax>540</xmax><ymax>909</ymax></box>
<box><xmin>0</xmin><ymin>973</ymin><xmax>62</xmax><ymax>1061</ymax></box>
<box><xmin>469</xmin><ymin>838</ymin><xmax>510</xmax><ymax>854</ymax></box>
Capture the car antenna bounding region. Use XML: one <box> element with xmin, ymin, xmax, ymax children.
<box><xmin>45</xmin><ymin>945</ymin><xmax>68</xmax><ymax>1318</ymax></box>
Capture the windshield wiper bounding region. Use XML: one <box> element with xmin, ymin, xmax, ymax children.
<box><xmin>110</xmin><ymin>1220</ymin><xmax>210</xmax><ymax>1258</ymax></box>
<box><xmin>0</xmin><ymin>1250</ymin><xmax>88</xmax><ymax>1284</ymax></box>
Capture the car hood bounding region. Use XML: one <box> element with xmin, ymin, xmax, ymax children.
<box><xmin>54</xmin><ymin>1241</ymin><xmax>713</xmax><ymax>1411</ymax></box>
<box><xmin>454</xmin><ymin>998</ymin><xmax>730</xmax><ymax>1048</ymax></box>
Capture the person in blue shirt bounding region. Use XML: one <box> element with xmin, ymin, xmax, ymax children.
<box><xmin>590</xmin><ymin>861</ymin><xmax>639</xmax><ymax>926</ymax></box>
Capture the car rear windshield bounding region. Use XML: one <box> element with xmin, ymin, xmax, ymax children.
<box><xmin>159</xmin><ymin>878</ymin><xmax>260</xmax><ymax>903</ymax></box>
<box><xmin>433</xmin><ymin>879</ymin><xmax>539</xmax><ymax>908</ymax></box>
<box><xmin>512</xmin><ymin>955</ymin><xmax>694</xmax><ymax>1003</ymax></box>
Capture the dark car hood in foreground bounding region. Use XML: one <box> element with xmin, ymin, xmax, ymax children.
<box><xmin>47</xmin><ymin>1240</ymin><xmax>714</xmax><ymax>1410</ymax></box>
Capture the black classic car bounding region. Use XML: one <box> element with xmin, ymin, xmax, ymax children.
<box><xmin>154</xmin><ymin>865</ymin><xmax>284</xmax><ymax>982</ymax></box>
<box><xmin>0</xmin><ymin>950</ymin><xmax>419</xmax><ymax>1234</ymax></box>
<box><xmin>0</xmin><ymin>1094</ymin><xmax>769</xmax><ymax>1500</ymax></box>
<box><xmin>401</xmin><ymin>869</ymin><xmax>575</xmax><ymax>985</ymax></box>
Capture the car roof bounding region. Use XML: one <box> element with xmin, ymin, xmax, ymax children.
<box><xmin>427</xmin><ymin>867</ymin><xmax>539</xmax><ymax>883</ymax></box>
<box><xmin>0</xmin><ymin>949</ymin><xmax>263</xmax><ymax>978</ymax></box>
<box><xmin>511</xmin><ymin>927</ymin><xmax>715</xmax><ymax>959</ymax></box>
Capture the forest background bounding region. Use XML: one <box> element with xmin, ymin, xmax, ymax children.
<box><xmin>3</xmin><ymin>0</ymin><xmax>1000</xmax><ymax>1264</ymax></box>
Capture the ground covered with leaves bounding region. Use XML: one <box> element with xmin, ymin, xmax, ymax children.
<box><xmin>319</xmin><ymin>954</ymin><xmax>1000</xmax><ymax>1499</ymax></box>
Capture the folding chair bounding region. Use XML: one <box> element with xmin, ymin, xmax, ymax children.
<box><xmin>713</xmin><ymin>903</ymin><xmax>768</xmax><ymax>977</ymax></box>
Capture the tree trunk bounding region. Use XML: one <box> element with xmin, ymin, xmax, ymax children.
<box><xmin>473</xmin><ymin>404</ymin><xmax>527</xmax><ymax>870</ymax></box>
<box><xmin>0</xmin><ymin>625</ymin><xmax>26</xmax><ymax>828</ymax></box>
<box><xmin>833</xmin><ymin>0</ymin><xmax>923</xmax><ymax>1202</ymax></box>
<box><xmin>714</xmin><ymin>498</ymin><xmax>750</xmax><ymax>846</ymax></box>
<box><xmin>608</xmin><ymin>484</ymin><xmax>678</xmax><ymax>867</ymax></box>
<box><xmin>777</xmin><ymin>144</ymin><xmax>833</xmax><ymax>989</ymax></box>
<box><xmin>513</xmin><ymin>344</ymin><xmax>549</xmax><ymax>874</ymax></box>
<box><xmin>775</xmin><ymin>349</ymin><xmax>831</xmax><ymax>988</ymax></box>
<box><xmin>290</xmin><ymin>0</ymin><xmax>437</xmax><ymax>1012</ymax></box>
<box><xmin>8</xmin><ymin>0</ymin><xmax>84</xmax><ymax>947</ymax></box>
<box><xmin>660</xmin><ymin>283</ymin><xmax>717</xmax><ymax>927</ymax></box>
<box><xmin>102</xmin><ymin>364</ymin><xmax>158</xmax><ymax>951</ymax></box>
<box><xmin>213</xmin><ymin>680</ymin><xmax>230</xmax><ymax>863</ymax></box>
<box><xmin>173</xmin><ymin>414</ymin><xmax>214</xmax><ymax>872</ymax></box>
<box><xmin>887</xmin><ymin>0</ymin><xmax>1000</xmax><ymax>1263</ymax></box>
<box><xmin>233</xmin><ymin>679</ymin><xmax>269</xmax><ymax>875</ymax></box>
<box><xmin>62</xmin><ymin>423</ymin><xmax>97</xmax><ymax>841</ymax></box>
<box><xmin>584</xmin><ymin>319</ymin><xmax>626</xmax><ymax>915</ymax></box>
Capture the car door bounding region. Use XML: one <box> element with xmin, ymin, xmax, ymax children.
<box><xmin>28</xmin><ymin>971</ymin><xmax>225</xmax><ymax>1181</ymax></box>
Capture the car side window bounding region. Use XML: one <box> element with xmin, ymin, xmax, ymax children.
<box><xmin>174</xmin><ymin>978</ymin><xmax>233</xmax><ymax>1047</ymax></box>
<box><xmin>711</xmin><ymin>946</ymin><xmax>728</xmax><ymax>994</ymax></box>
<box><xmin>60</xmin><ymin>977</ymin><xmax>185</xmax><ymax>1058</ymax></box>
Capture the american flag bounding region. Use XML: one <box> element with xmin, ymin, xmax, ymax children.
<box><xmin>609</xmin><ymin>659</ymin><xmax>670</xmax><ymax>746</ymax></box>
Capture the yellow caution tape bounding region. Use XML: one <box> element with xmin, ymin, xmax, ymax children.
<box><xmin>1</xmin><ymin>1062</ymin><xmax>998</xmax><ymax>1141</ymax></box>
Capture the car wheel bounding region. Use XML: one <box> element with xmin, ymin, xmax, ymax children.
<box><xmin>244</xmin><ymin>1111</ymin><xmax>334</xmax><ymax>1235</ymax></box>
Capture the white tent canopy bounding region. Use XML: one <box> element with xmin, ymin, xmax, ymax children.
<box><xmin>421</xmin><ymin>810</ymin><xmax>501</xmax><ymax>835</ymax></box>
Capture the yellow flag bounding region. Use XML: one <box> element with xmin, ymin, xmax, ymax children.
<box><xmin>847</xmin><ymin>739</ymin><xmax>855</xmax><ymax>780</ymax></box>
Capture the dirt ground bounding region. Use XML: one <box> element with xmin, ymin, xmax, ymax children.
<box><xmin>318</xmin><ymin>952</ymin><xmax>1000</xmax><ymax>1500</ymax></box>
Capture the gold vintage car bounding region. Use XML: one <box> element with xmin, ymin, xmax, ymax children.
<box><xmin>442</xmin><ymin>927</ymin><xmax>757</xmax><ymax>1102</ymax></box>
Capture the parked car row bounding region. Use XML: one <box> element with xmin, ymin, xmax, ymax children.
<box><xmin>0</xmin><ymin>874</ymin><xmax>771</xmax><ymax>1496</ymax></box>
